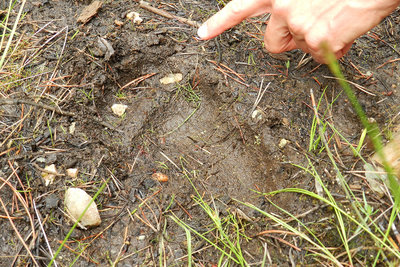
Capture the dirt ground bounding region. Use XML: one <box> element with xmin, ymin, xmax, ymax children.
<box><xmin>1</xmin><ymin>0</ymin><xmax>400</xmax><ymax>266</ymax></box>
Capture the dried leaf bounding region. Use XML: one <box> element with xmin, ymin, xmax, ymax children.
<box><xmin>372</xmin><ymin>132</ymin><xmax>400</xmax><ymax>178</ymax></box>
<box><xmin>363</xmin><ymin>163</ymin><xmax>386</xmax><ymax>198</ymax></box>
<box><xmin>77</xmin><ymin>1</ymin><xmax>102</xmax><ymax>24</ymax></box>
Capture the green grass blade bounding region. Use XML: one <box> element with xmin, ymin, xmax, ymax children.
<box><xmin>261</xmin><ymin>187</ymin><xmax>400</xmax><ymax>257</ymax></box>
<box><xmin>47</xmin><ymin>179</ymin><xmax>110</xmax><ymax>267</ymax></box>
<box><xmin>321</xmin><ymin>42</ymin><xmax>400</xmax><ymax>206</ymax></box>
<box><xmin>236</xmin><ymin>199</ymin><xmax>342</xmax><ymax>266</ymax></box>
<box><xmin>0</xmin><ymin>0</ymin><xmax>26</xmax><ymax>69</ymax></box>
<box><xmin>170</xmin><ymin>213</ymin><xmax>240</xmax><ymax>264</ymax></box>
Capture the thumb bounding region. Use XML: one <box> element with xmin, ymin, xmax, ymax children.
<box><xmin>264</xmin><ymin>14</ymin><xmax>297</xmax><ymax>54</ymax></box>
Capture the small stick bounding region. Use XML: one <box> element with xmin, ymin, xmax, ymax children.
<box><xmin>33</xmin><ymin>201</ymin><xmax>58</xmax><ymax>267</ymax></box>
<box><xmin>213</xmin><ymin>67</ymin><xmax>250</xmax><ymax>87</ymax></box>
<box><xmin>233</xmin><ymin>115</ymin><xmax>245</xmax><ymax>145</ymax></box>
<box><xmin>377</xmin><ymin>58</ymin><xmax>400</xmax><ymax>69</ymax></box>
<box><xmin>250</xmin><ymin>79</ymin><xmax>270</xmax><ymax>115</ymax></box>
<box><xmin>213</xmin><ymin>66</ymin><xmax>249</xmax><ymax>87</ymax></box>
<box><xmin>139</xmin><ymin>1</ymin><xmax>201</xmax><ymax>28</ymax></box>
<box><xmin>0</xmin><ymin>196</ymin><xmax>39</xmax><ymax>267</ymax></box>
<box><xmin>32</xmin><ymin>163</ymin><xmax>65</xmax><ymax>176</ymax></box>
<box><xmin>323</xmin><ymin>75</ymin><xmax>376</xmax><ymax>96</ymax></box>
<box><xmin>175</xmin><ymin>199</ymin><xmax>193</xmax><ymax>219</ymax></box>
<box><xmin>121</xmin><ymin>72</ymin><xmax>156</xmax><ymax>90</ymax></box>
<box><xmin>0</xmin><ymin>99</ymin><xmax>76</xmax><ymax>116</ymax></box>
<box><xmin>208</xmin><ymin>60</ymin><xmax>246</xmax><ymax>81</ymax></box>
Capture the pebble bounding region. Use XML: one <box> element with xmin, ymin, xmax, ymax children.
<box><xmin>278</xmin><ymin>138</ymin><xmax>289</xmax><ymax>149</ymax></box>
<box><xmin>282</xmin><ymin>117</ymin><xmax>290</xmax><ymax>126</ymax></box>
<box><xmin>159</xmin><ymin>73</ymin><xmax>183</xmax><ymax>84</ymax></box>
<box><xmin>66</xmin><ymin>168</ymin><xmax>79</xmax><ymax>179</ymax></box>
<box><xmin>111</xmin><ymin>104</ymin><xmax>128</xmax><ymax>117</ymax></box>
<box><xmin>251</xmin><ymin>109</ymin><xmax>264</xmax><ymax>123</ymax></box>
<box><xmin>69</xmin><ymin>122</ymin><xmax>76</xmax><ymax>134</ymax></box>
<box><xmin>44</xmin><ymin>194</ymin><xmax>59</xmax><ymax>210</ymax></box>
<box><xmin>152</xmin><ymin>172</ymin><xmax>168</xmax><ymax>182</ymax></box>
<box><xmin>126</xmin><ymin>11</ymin><xmax>143</xmax><ymax>24</ymax></box>
<box><xmin>114</xmin><ymin>19</ymin><xmax>124</xmax><ymax>26</ymax></box>
<box><xmin>41</xmin><ymin>164</ymin><xmax>58</xmax><ymax>186</ymax></box>
<box><xmin>64</xmin><ymin>188</ymin><xmax>101</xmax><ymax>228</ymax></box>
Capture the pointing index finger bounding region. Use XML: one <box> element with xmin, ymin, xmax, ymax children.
<box><xmin>197</xmin><ymin>0</ymin><xmax>272</xmax><ymax>40</ymax></box>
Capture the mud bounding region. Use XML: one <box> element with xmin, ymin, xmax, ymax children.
<box><xmin>1</xmin><ymin>0</ymin><xmax>400</xmax><ymax>266</ymax></box>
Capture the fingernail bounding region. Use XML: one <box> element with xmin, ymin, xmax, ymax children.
<box><xmin>197</xmin><ymin>24</ymin><xmax>208</xmax><ymax>39</ymax></box>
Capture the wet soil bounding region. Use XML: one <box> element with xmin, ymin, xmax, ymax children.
<box><xmin>1</xmin><ymin>1</ymin><xmax>400</xmax><ymax>266</ymax></box>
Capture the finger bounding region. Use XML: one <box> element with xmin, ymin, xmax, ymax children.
<box><xmin>334</xmin><ymin>42</ymin><xmax>353</xmax><ymax>59</ymax></box>
<box><xmin>197</xmin><ymin>0</ymin><xmax>272</xmax><ymax>40</ymax></box>
<box><xmin>264</xmin><ymin>13</ymin><xmax>298</xmax><ymax>54</ymax></box>
<box><xmin>310</xmin><ymin>41</ymin><xmax>354</xmax><ymax>64</ymax></box>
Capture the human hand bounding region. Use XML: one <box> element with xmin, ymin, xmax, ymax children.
<box><xmin>197</xmin><ymin>0</ymin><xmax>400</xmax><ymax>63</ymax></box>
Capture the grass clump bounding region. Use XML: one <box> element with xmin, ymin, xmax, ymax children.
<box><xmin>171</xmin><ymin>170</ymin><xmax>250</xmax><ymax>266</ymax></box>
<box><xmin>233</xmin><ymin>46</ymin><xmax>400</xmax><ymax>266</ymax></box>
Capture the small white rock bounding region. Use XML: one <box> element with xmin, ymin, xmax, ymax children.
<box><xmin>111</xmin><ymin>104</ymin><xmax>128</xmax><ymax>117</ymax></box>
<box><xmin>69</xmin><ymin>122</ymin><xmax>76</xmax><ymax>134</ymax></box>
<box><xmin>160</xmin><ymin>73</ymin><xmax>183</xmax><ymax>84</ymax></box>
<box><xmin>66</xmin><ymin>168</ymin><xmax>79</xmax><ymax>179</ymax></box>
<box><xmin>64</xmin><ymin>188</ymin><xmax>101</xmax><ymax>228</ymax></box>
<box><xmin>41</xmin><ymin>164</ymin><xmax>58</xmax><ymax>186</ymax></box>
<box><xmin>251</xmin><ymin>109</ymin><xmax>264</xmax><ymax>123</ymax></box>
<box><xmin>36</xmin><ymin>157</ymin><xmax>46</xmax><ymax>163</ymax></box>
<box><xmin>126</xmin><ymin>11</ymin><xmax>135</xmax><ymax>20</ymax></box>
<box><xmin>278</xmin><ymin>138</ymin><xmax>289</xmax><ymax>149</ymax></box>
<box><xmin>126</xmin><ymin>11</ymin><xmax>143</xmax><ymax>24</ymax></box>
<box><xmin>133</xmin><ymin>16</ymin><xmax>143</xmax><ymax>24</ymax></box>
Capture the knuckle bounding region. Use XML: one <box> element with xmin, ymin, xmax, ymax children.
<box><xmin>229</xmin><ymin>0</ymin><xmax>245</xmax><ymax>16</ymax></box>
<box><xmin>287</xmin><ymin>17</ymin><xmax>305</xmax><ymax>36</ymax></box>
<box><xmin>306</xmin><ymin>37</ymin><xmax>321</xmax><ymax>52</ymax></box>
<box><xmin>305</xmin><ymin>31</ymin><xmax>325</xmax><ymax>52</ymax></box>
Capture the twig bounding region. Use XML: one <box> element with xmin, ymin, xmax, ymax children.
<box><xmin>0</xmin><ymin>99</ymin><xmax>76</xmax><ymax>116</ymax></box>
<box><xmin>55</xmin><ymin>240</ymin><xmax>98</xmax><ymax>263</ymax></box>
<box><xmin>208</xmin><ymin>60</ymin><xmax>246</xmax><ymax>81</ymax></box>
<box><xmin>260</xmin><ymin>233</ymin><xmax>301</xmax><ymax>251</ymax></box>
<box><xmin>323</xmin><ymin>76</ymin><xmax>376</xmax><ymax>96</ymax></box>
<box><xmin>32</xmin><ymin>162</ymin><xmax>65</xmax><ymax>176</ymax></box>
<box><xmin>160</xmin><ymin>151</ymin><xmax>181</xmax><ymax>171</ymax></box>
<box><xmin>112</xmin><ymin>226</ymin><xmax>130</xmax><ymax>266</ymax></box>
<box><xmin>0</xmin><ymin>196</ymin><xmax>39</xmax><ymax>266</ymax></box>
<box><xmin>208</xmin><ymin>60</ymin><xmax>250</xmax><ymax>87</ymax></box>
<box><xmin>0</xmin><ymin>176</ymin><xmax>36</xmax><ymax>239</ymax></box>
<box><xmin>33</xmin><ymin>201</ymin><xmax>58</xmax><ymax>267</ymax></box>
<box><xmin>233</xmin><ymin>115</ymin><xmax>245</xmax><ymax>145</ymax></box>
<box><xmin>214</xmin><ymin>67</ymin><xmax>250</xmax><ymax>87</ymax></box>
<box><xmin>250</xmin><ymin>79</ymin><xmax>270</xmax><ymax>114</ymax></box>
<box><xmin>139</xmin><ymin>1</ymin><xmax>200</xmax><ymax>28</ymax></box>
<box><xmin>367</xmin><ymin>32</ymin><xmax>400</xmax><ymax>57</ymax></box>
<box><xmin>1</xmin><ymin>109</ymin><xmax>32</xmax><ymax>148</ymax></box>
<box><xmin>175</xmin><ymin>199</ymin><xmax>192</xmax><ymax>219</ymax></box>
<box><xmin>121</xmin><ymin>73</ymin><xmax>157</xmax><ymax>90</ymax></box>
<box><xmin>377</xmin><ymin>58</ymin><xmax>400</xmax><ymax>69</ymax></box>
